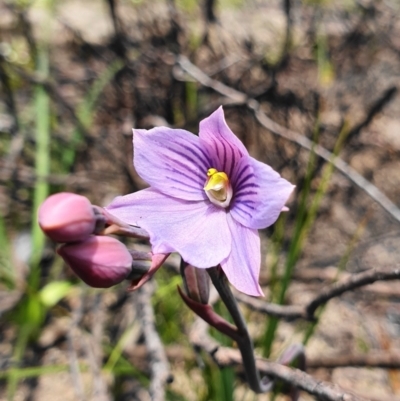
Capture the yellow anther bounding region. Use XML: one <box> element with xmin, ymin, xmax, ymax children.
<box><xmin>204</xmin><ymin>169</ymin><xmax>229</xmax><ymax>192</ymax></box>
<box><xmin>204</xmin><ymin>168</ymin><xmax>232</xmax><ymax>207</ymax></box>
<box><xmin>207</xmin><ymin>168</ymin><xmax>218</xmax><ymax>177</ymax></box>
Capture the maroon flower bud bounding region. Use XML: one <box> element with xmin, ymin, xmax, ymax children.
<box><xmin>57</xmin><ymin>236</ymin><xmax>133</xmax><ymax>288</ymax></box>
<box><xmin>38</xmin><ymin>192</ymin><xmax>97</xmax><ymax>243</ymax></box>
<box><xmin>181</xmin><ymin>262</ymin><xmax>210</xmax><ymax>304</ymax></box>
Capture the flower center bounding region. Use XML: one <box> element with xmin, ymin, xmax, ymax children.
<box><xmin>204</xmin><ymin>168</ymin><xmax>232</xmax><ymax>208</ymax></box>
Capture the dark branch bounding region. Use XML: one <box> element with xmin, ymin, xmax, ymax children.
<box><xmin>235</xmin><ymin>266</ymin><xmax>400</xmax><ymax>321</ymax></box>
<box><xmin>305</xmin><ymin>266</ymin><xmax>400</xmax><ymax>318</ymax></box>
<box><xmin>203</xmin><ymin>0</ymin><xmax>218</xmax><ymax>23</ymax></box>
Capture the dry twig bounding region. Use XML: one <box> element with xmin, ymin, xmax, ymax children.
<box><xmin>67</xmin><ymin>295</ymin><xmax>85</xmax><ymax>401</ymax></box>
<box><xmin>86</xmin><ymin>293</ymin><xmax>110</xmax><ymax>401</ymax></box>
<box><xmin>307</xmin><ymin>351</ymin><xmax>400</xmax><ymax>369</ymax></box>
<box><xmin>190</xmin><ymin>318</ymin><xmax>369</xmax><ymax>401</ymax></box>
<box><xmin>135</xmin><ymin>283</ymin><xmax>171</xmax><ymax>401</ymax></box>
<box><xmin>235</xmin><ymin>266</ymin><xmax>400</xmax><ymax>320</ymax></box>
<box><xmin>126</xmin><ymin>343</ymin><xmax>400</xmax><ymax>371</ymax></box>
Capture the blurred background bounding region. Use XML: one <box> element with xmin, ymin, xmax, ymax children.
<box><xmin>1</xmin><ymin>0</ymin><xmax>400</xmax><ymax>400</ymax></box>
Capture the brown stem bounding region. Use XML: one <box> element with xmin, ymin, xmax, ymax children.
<box><xmin>235</xmin><ymin>266</ymin><xmax>400</xmax><ymax>321</ymax></box>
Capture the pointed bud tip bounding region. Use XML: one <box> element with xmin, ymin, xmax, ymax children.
<box><xmin>38</xmin><ymin>192</ymin><xmax>96</xmax><ymax>243</ymax></box>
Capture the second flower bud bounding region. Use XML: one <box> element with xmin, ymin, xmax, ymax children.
<box><xmin>58</xmin><ymin>236</ymin><xmax>133</xmax><ymax>288</ymax></box>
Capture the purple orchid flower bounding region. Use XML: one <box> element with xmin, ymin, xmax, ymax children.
<box><xmin>107</xmin><ymin>107</ymin><xmax>294</xmax><ymax>296</ymax></box>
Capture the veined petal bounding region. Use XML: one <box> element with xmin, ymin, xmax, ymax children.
<box><xmin>230</xmin><ymin>156</ymin><xmax>295</xmax><ymax>230</ymax></box>
<box><xmin>221</xmin><ymin>216</ymin><xmax>263</xmax><ymax>297</ymax></box>
<box><xmin>106</xmin><ymin>188</ymin><xmax>231</xmax><ymax>268</ymax></box>
<box><xmin>199</xmin><ymin>107</ymin><xmax>248</xmax><ymax>155</ymax></box>
<box><xmin>134</xmin><ymin>127</ymin><xmax>211</xmax><ymax>201</ymax></box>
<box><xmin>201</xmin><ymin>136</ymin><xmax>242</xmax><ymax>182</ymax></box>
<box><xmin>199</xmin><ymin>107</ymin><xmax>248</xmax><ymax>177</ymax></box>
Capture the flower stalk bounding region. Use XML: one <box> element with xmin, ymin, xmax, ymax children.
<box><xmin>207</xmin><ymin>266</ymin><xmax>274</xmax><ymax>393</ymax></box>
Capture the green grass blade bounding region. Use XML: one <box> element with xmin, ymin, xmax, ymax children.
<box><xmin>0</xmin><ymin>216</ymin><xmax>15</xmax><ymax>289</ymax></box>
<box><xmin>302</xmin><ymin>208</ymin><xmax>370</xmax><ymax>345</ymax></box>
<box><xmin>61</xmin><ymin>60</ymin><xmax>123</xmax><ymax>170</ymax></box>
<box><xmin>30</xmin><ymin>46</ymin><xmax>50</xmax><ymax>273</ymax></box>
<box><xmin>103</xmin><ymin>322</ymin><xmax>139</xmax><ymax>373</ymax></box>
<box><xmin>263</xmin><ymin>118</ymin><xmax>321</xmax><ymax>357</ymax></box>
<box><xmin>263</xmin><ymin>118</ymin><xmax>349</xmax><ymax>358</ymax></box>
<box><xmin>8</xmin><ymin>2</ymin><xmax>53</xmax><ymax>398</ymax></box>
